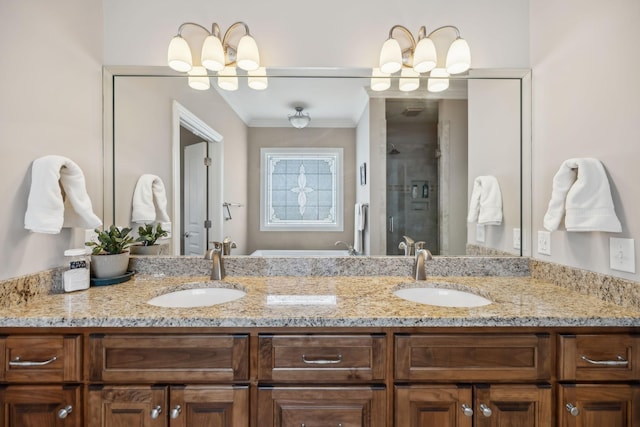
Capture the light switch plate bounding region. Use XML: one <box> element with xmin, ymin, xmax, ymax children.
<box><xmin>476</xmin><ymin>224</ymin><xmax>485</xmax><ymax>243</ymax></box>
<box><xmin>513</xmin><ymin>228</ymin><xmax>521</xmax><ymax>250</ymax></box>
<box><xmin>537</xmin><ymin>231</ymin><xmax>551</xmax><ymax>255</ymax></box>
<box><xmin>610</xmin><ymin>238</ymin><xmax>635</xmax><ymax>273</ymax></box>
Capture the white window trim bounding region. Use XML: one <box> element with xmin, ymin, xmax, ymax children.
<box><xmin>260</xmin><ymin>147</ymin><xmax>344</xmax><ymax>231</ymax></box>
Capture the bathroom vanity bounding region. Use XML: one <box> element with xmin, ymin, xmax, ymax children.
<box><xmin>0</xmin><ymin>268</ymin><xmax>639</xmax><ymax>427</ymax></box>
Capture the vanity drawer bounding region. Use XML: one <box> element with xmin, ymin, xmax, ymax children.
<box><xmin>395</xmin><ymin>333</ymin><xmax>551</xmax><ymax>381</ymax></box>
<box><xmin>258</xmin><ymin>334</ymin><xmax>386</xmax><ymax>382</ymax></box>
<box><xmin>558</xmin><ymin>334</ymin><xmax>640</xmax><ymax>381</ymax></box>
<box><xmin>0</xmin><ymin>335</ymin><xmax>82</xmax><ymax>383</ymax></box>
<box><xmin>89</xmin><ymin>334</ymin><xmax>249</xmax><ymax>383</ymax></box>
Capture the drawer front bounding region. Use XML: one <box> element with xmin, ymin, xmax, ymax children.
<box><xmin>558</xmin><ymin>334</ymin><xmax>640</xmax><ymax>381</ymax></box>
<box><xmin>89</xmin><ymin>334</ymin><xmax>249</xmax><ymax>383</ymax></box>
<box><xmin>258</xmin><ymin>334</ymin><xmax>386</xmax><ymax>382</ymax></box>
<box><xmin>395</xmin><ymin>333</ymin><xmax>551</xmax><ymax>382</ymax></box>
<box><xmin>0</xmin><ymin>335</ymin><xmax>82</xmax><ymax>383</ymax></box>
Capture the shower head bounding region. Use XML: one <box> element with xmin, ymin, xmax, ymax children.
<box><xmin>388</xmin><ymin>144</ymin><xmax>400</xmax><ymax>155</ymax></box>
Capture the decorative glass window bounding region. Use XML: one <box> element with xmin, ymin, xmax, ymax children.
<box><xmin>260</xmin><ymin>147</ymin><xmax>343</xmax><ymax>231</ymax></box>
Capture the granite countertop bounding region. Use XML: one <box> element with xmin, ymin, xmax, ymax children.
<box><xmin>1</xmin><ymin>274</ymin><xmax>639</xmax><ymax>328</ymax></box>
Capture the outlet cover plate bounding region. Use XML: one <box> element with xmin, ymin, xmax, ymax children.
<box><xmin>513</xmin><ymin>228</ymin><xmax>521</xmax><ymax>250</ymax></box>
<box><xmin>610</xmin><ymin>238</ymin><xmax>635</xmax><ymax>273</ymax></box>
<box><xmin>537</xmin><ymin>231</ymin><xmax>551</xmax><ymax>256</ymax></box>
<box><xmin>476</xmin><ymin>224</ymin><xmax>485</xmax><ymax>243</ymax></box>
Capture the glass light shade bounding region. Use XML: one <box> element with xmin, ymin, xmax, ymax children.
<box><xmin>217</xmin><ymin>67</ymin><xmax>238</xmax><ymax>91</ymax></box>
<box><xmin>236</xmin><ymin>35</ymin><xmax>260</xmax><ymax>71</ymax></box>
<box><xmin>167</xmin><ymin>36</ymin><xmax>193</xmax><ymax>72</ymax></box>
<box><xmin>427</xmin><ymin>68</ymin><xmax>450</xmax><ymax>92</ymax></box>
<box><xmin>187</xmin><ymin>66</ymin><xmax>210</xmax><ymax>91</ymax></box>
<box><xmin>248</xmin><ymin>67</ymin><xmax>268</xmax><ymax>90</ymax></box>
<box><xmin>445</xmin><ymin>37</ymin><xmax>471</xmax><ymax>74</ymax></box>
<box><xmin>288</xmin><ymin>108</ymin><xmax>310</xmax><ymax>129</ymax></box>
<box><xmin>201</xmin><ymin>35</ymin><xmax>225</xmax><ymax>72</ymax></box>
<box><xmin>379</xmin><ymin>38</ymin><xmax>403</xmax><ymax>74</ymax></box>
<box><xmin>399</xmin><ymin>68</ymin><xmax>420</xmax><ymax>92</ymax></box>
<box><xmin>413</xmin><ymin>37</ymin><xmax>437</xmax><ymax>73</ymax></box>
<box><xmin>370</xmin><ymin>68</ymin><xmax>391</xmax><ymax>91</ymax></box>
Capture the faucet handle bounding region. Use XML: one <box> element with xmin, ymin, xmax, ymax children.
<box><xmin>402</xmin><ymin>235</ymin><xmax>415</xmax><ymax>245</ymax></box>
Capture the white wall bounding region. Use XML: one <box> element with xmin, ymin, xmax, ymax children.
<box><xmin>530</xmin><ymin>0</ymin><xmax>640</xmax><ymax>281</ymax></box>
<box><xmin>103</xmin><ymin>0</ymin><xmax>530</xmax><ymax>69</ymax></box>
<box><xmin>0</xmin><ymin>0</ymin><xmax>104</xmax><ymax>281</ymax></box>
<box><xmin>356</xmin><ymin>104</ymin><xmax>371</xmax><ymax>255</ymax></box>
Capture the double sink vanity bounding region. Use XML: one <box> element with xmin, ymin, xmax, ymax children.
<box><xmin>0</xmin><ymin>255</ymin><xmax>639</xmax><ymax>426</ymax></box>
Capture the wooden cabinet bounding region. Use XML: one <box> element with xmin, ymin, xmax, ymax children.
<box><xmin>257</xmin><ymin>386</ymin><xmax>386</xmax><ymax>427</ymax></box>
<box><xmin>88</xmin><ymin>384</ymin><xmax>249</xmax><ymax>427</ymax></box>
<box><xmin>0</xmin><ymin>384</ymin><xmax>82</xmax><ymax>427</ymax></box>
<box><xmin>558</xmin><ymin>384</ymin><xmax>640</xmax><ymax>427</ymax></box>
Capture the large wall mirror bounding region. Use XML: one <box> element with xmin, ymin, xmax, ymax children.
<box><xmin>104</xmin><ymin>67</ymin><xmax>531</xmax><ymax>257</ymax></box>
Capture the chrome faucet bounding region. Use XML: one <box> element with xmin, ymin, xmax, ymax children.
<box><xmin>335</xmin><ymin>241</ymin><xmax>358</xmax><ymax>256</ymax></box>
<box><xmin>398</xmin><ymin>235</ymin><xmax>415</xmax><ymax>256</ymax></box>
<box><xmin>204</xmin><ymin>242</ymin><xmax>225</xmax><ymax>280</ymax></box>
<box><xmin>413</xmin><ymin>248</ymin><xmax>433</xmax><ymax>281</ymax></box>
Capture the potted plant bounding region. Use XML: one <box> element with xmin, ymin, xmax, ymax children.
<box><xmin>85</xmin><ymin>225</ymin><xmax>134</xmax><ymax>278</ymax></box>
<box><xmin>130</xmin><ymin>223</ymin><xmax>169</xmax><ymax>255</ymax></box>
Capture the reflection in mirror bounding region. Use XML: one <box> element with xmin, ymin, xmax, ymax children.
<box><xmin>105</xmin><ymin>67</ymin><xmax>530</xmax><ymax>257</ymax></box>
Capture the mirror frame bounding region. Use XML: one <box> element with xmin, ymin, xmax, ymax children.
<box><xmin>102</xmin><ymin>66</ymin><xmax>532</xmax><ymax>257</ymax></box>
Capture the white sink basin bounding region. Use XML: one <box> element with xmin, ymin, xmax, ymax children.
<box><xmin>393</xmin><ymin>286</ymin><xmax>492</xmax><ymax>308</ymax></box>
<box><xmin>147</xmin><ymin>287</ymin><xmax>246</xmax><ymax>308</ymax></box>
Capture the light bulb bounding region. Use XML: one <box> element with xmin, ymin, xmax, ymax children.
<box><xmin>201</xmin><ymin>35</ymin><xmax>225</xmax><ymax>72</ymax></box>
<box><xmin>413</xmin><ymin>37</ymin><xmax>437</xmax><ymax>73</ymax></box>
<box><xmin>379</xmin><ymin>38</ymin><xmax>402</xmax><ymax>74</ymax></box>
<box><xmin>167</xmin><ymin>36</ymin><xmax>192</xmax><ymax>72</ymax></box>
<box><xmin>236</xmin><ymin>35</ymin><xmax>260</xmax><ymax>71</ymax></box>
<box><xmin>445</xmin><ymin>38</ymin><xmax>471</xmax><ymax>74</ymax></box>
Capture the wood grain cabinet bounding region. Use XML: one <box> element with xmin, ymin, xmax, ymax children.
<box><xmin>0</xmin><ymin>335</ymin><xmax>83</xmax><ymax>427</ymax></box>
<box><xmin>558</xmin><ymin>334</ymin><xmax>640</xmax><ymax>426</ymax></box>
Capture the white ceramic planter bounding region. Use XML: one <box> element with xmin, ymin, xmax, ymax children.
<box><xmin>91</xmin><ymin>252</ymin><xmax>130</xmax><ymax>278</ymax></box>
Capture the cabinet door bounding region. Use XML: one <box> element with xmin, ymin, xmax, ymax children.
<box><xmin>169</xmin><ymin>385</ymin><xmax>249</xmax><ymax>427</ymax></box>
<box><xmin>559</xmin><ymin>384</ymin><xmax>640</xmax><ymax>427</ymax></box>
<box><xmin>475</xmin><ymin>385</ymin><xmax>552</xmax><ymax>427</ymax></box>
<box><xmin>0</xmin><ymin>385</ymin><xmax>81</xmax><ymax>427</ymax></box>
<box><xmin>395</xmin><ymin>385</ymin><xmax>473</xmax><ymax>427</ymax></box>
<box><xmin>87</xmin><ymin>385</ymin><xmax>167</xmax><ymax>427</ymax></box>
<box><xmin>258</xmin><ymin>386</ymin><xmax>386</xmax><ymax>427</ymax></box>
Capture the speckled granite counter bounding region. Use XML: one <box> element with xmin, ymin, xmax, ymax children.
<box><xmin>1</xmin><ymin>274</ymin><xmax>639</xmax><ymax>328</ymax></box>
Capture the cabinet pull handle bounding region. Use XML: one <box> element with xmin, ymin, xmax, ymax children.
<box><xmin>461</xmin><ymin>404</ymin><xmax>474</xmax><ymax>417</ymax></box>
<box><xmin>480</xmin><ymin>403</ymin><xmax>492</xmax><ymax>417</ymax></box>
<box><xmin>170</xmin><ymin>405</ymin><xmax>182</xmax><ymax>419</ymax></box>
<box><xmin>57</xmin><ymin>405</ymin><xmax>72</xmax><ymax>419</ymax></box>
<box><xmin>9</xmin><ymin>356</ymin><xmax>57</xmax><ymax>367</ymax></box>
<box><xmin>150</xmin><ymin>405</ymin><xmax>162</xmax><ymax>419</ymax></box>
<box><xmin>565</xmin><ymin>403</ymin><xmax>580</xmax><ymax>416</ymax></box>
<box><xmin>301</xmin><ymin>354</ymin><xmax>343</xmax><ymax>364</ymax></box>
<box><xmin>580</xmin><ymin>355</ymin><xmax>628</xmax><ymax>366</ymax></box>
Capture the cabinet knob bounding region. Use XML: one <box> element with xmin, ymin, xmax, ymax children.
<box><xmin>461</xmin><ymin>404</ymin><xmax>474</xmax><ymax>417</ymax></box>
<box><xmin>150</xmin><ymin>405</ymin><xmax>162</xmax><ymax>419</ymax></box>
<box><xmin>170</xmin><ymin>405</ymin><xmax>182</xmax><ymax>419</ymax></box>
<box><xmin>565</xmin><ymin>403</ymin><xmax>580</xmax><ymax>416</ymax></box>
<box><xmin>480</xmin><ymin>403</ymin><xmax>492</xmax><ymax>417</ymax></box>
<box><xmin>57</xmin><ymin>405</ymin><xmax>73</xmax><ymax>419</ymax></box>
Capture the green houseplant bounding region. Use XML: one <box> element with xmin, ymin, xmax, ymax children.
<box><xmin>131</xmin><ymin>223</ymin><xmax>169</xmax><ymax>255</ymax></box>
<box><xmin>85</xmin><ymin>225</ymin><xmax>134</xmax><ymax>278</ymax></box>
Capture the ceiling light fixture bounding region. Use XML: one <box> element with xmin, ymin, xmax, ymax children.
<box><xmin>288</xmin><ymin>107</ymin><xmax>311</xmax><ymax>129</ymax></box>
<box><xmin>167</xmin><ymin>21</ymin><xmax>266</xmax><ymax>91</ymax></box>
<box><xmin>372</xmin><ymin>24</ymin><xmax>470</xmax><ymax>93</ymax></box>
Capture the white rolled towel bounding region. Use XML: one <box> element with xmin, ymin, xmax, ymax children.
<box><xmin>544</xmin><ymin>158</ymin><xmax>621</xmax><ymax>232</ymax></box>
<box><xmin>131</xmin><ymin>174</ymin><xmax>171</xmax><ymax>224</ymax></box>
<box><xmin>24</xmin><ymin>155</ymin><xmax>102</xmax><ymax>234</ymax></box>
<box><xmin>467</xmin><ymin>175</ymin><xmax>503</xmax><ymax>225</ymax></box>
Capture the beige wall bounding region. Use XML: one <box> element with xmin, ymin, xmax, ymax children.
<box><xmin>530</xmin><ymin>0</ymin><xmax>640</xmax><ymax>281</ymax></box>
<box><xmin>0</xmin><ymin>0</ymin><xmax>104</xmax><ymax>281</ymax></box>
<box><xmin>112</xmin><ymin>76</ymin><xmax>249</xmax><ymax>253</ymax></box>
<box><xmin>246</xmin><ymin>128</ymin><xmax>356</xmax><ymax>253</ymax></box>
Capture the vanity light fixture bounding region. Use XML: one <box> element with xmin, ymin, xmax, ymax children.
<box><xmin>288</xmin><ymin>107</ymin><xmax>311</xmax><ymax>129</ymax></box>
<box><xmin>167</xmin><ymin>21</ymin><xmax>267</xmax><ymax>91</ymax></box>
<box><xmin>372</xmin><ymin>24</ymin><xmax>470</xmax><ymax>93</ymax></box>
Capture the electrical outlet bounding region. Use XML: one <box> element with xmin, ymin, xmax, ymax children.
<box><xmin>513</xmin><ymin>228</ymin><xmax>521</xmax><ymax>250</ymax></box>
<box><xmin>537</xmin><ymin>231</ymin><xmax>551</xmax><ymax>255</ymax></box>
<box><xmin>84</xmin><ymin>228</ymin><xmax>98</xmax><ymax>245</ymax></box>
<box><xmin>476</xmin><ymin>224</ymin><xmax>485</xmax><ymax>243</ymax></box>
<box><xmin>610</xmin><ymin>238</ymin><xmax>635</xmax><ymax>273</ymax></box>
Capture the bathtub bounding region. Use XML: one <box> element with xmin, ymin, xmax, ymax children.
<box><xmin>250</xmin><ymin>249</ymin><xmax>350</xmax><ymax>257</ymax></box>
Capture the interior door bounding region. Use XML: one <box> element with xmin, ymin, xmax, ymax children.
<box><xmin>183</xmin><ymin>142</ymin><xmax>207</xmax><ymax>256</ymax></box>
